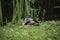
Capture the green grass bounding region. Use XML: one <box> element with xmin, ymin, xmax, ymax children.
<box><xmin>0</xmin><ymin>21</ymin><xmax>60</xmax><ymax>40</ymax></box>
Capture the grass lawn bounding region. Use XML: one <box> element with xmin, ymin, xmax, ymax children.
<box><xmin>0</xmin><ymin>21</ymin><xmax>60</xmax><ymax>40</ymax></box>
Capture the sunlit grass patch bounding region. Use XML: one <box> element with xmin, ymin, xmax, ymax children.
<box><xmin>0</xmin><ymin>21</ymin><xmax>60</xmax><ymax>40</ymax></box>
